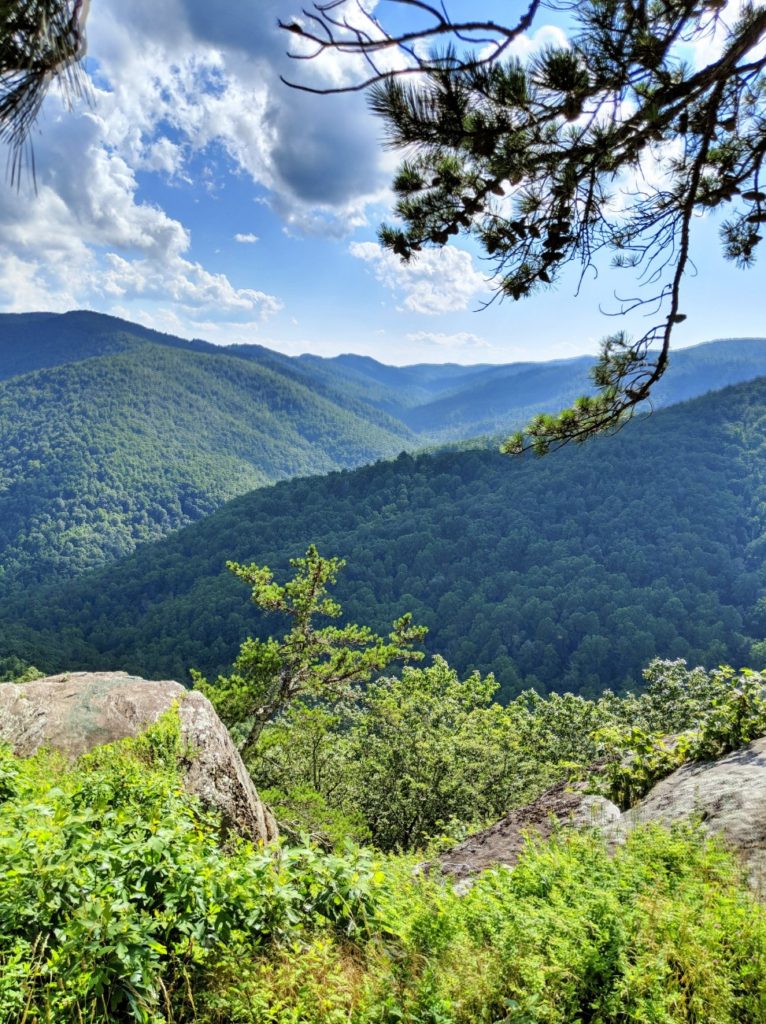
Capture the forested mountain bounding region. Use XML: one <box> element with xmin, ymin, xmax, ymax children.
<box><xmin>5</xmin><ymin>377</ymin><xmax>766</xmax><ymax>699</ymax></box>
<box><xmin>5</xmin><ymin>311</ymin><xmax>766</xmax><ymax>435</ymax></box>
<box><xmin>0</xmin><ymin>342</ymin><xmax>413</xmax><ymax>586</ymax></box>
<box><xmin>304</xmin><ymin>337</ymin><xmax>766</xmax><ymax>439</ymax></box>
<box><xmin>0</xmin><ymin>310</ymin><xmax>219</xmax><ymax>380</ymax></box>
<box><xmin>4</xmin><ymin>310</ymin><xmax>766</xmax><ymax>589</ymax></box>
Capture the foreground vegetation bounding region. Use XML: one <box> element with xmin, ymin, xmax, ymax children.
<box><xmin>95</xmin><ymin>542</ymin><xmax>766</xmax><ymax>851</ymax></box>
<box><xmin>5</xmin><ymin>545</ymin><xmax>766</xmax><ymax>1022</ymax></box>
<box><xmin>235</xmin><ymin>653</ymin><xmax>766</xmax><ymax>850</ymax></box>
<box><xmin>4</xmin><ymin>570</ymin><xmax>766</xmax><ymax>1022</ymax></box>
<box><xmin>1</xmin><ymin>708</ymin><xmax>765</xmax><ymax>1024</ymax></box>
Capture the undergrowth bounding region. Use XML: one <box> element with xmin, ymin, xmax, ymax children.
<box><xmin>1</xmin><ymin>710</ymin><xmax>765</xmax><ymax>1022</ymax></box>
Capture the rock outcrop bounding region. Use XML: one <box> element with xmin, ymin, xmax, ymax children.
<box><xmin>437</xmin><ymin>779</ymin><xmax>620</xmax><ymax>881</ymax></box>
<box><xmin>438</xmin><ymin>736</ymin><xmax>766</xmax><ymax>888</ymax></box>
<box><xmin>0</xmin><ymin>671</ymin><xmax>277</xmax><ymax>845</ymax></box>
<box><xmin>606</xmin><ymin>736</ymin><xmax>766</xmax><ymax>889</ymax></box>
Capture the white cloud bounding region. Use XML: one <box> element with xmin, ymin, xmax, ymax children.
<box><xmin>350</xmin><ymin>242</ymin><xmax>491</xmax><ymax>314</ymax></box>
<box><xmin>406</xmin><ymin>330</ymin><xmax>492</xmax><ymax>350</ymax></box>
<box><xmin>82</xmin><ymin>0</ymin><xmax>394</xmax><ymax>231</ymax></box>
<box><xmin>0</xmin><ymin>252</ymin><xmax>82</xmax><ymax>312</ymax></box>
<box><xmin>234</xmin><ymin>233</ymin><xmax>260</xmax><ymax>244</ymax></box>
<box><xmin>99</xmin><ymin>253</ymin><xmax>282</xmax><ymax>316</ymax></box>
<box><xmin>0</xmin><ymin>0</ymin><xmax>400</xmax><ymax>333</ymax></box>
<box><xmin>0</xmin><ymin>88</ymin><xmax>282</xmax><ymax>326</ymax></box>
<box><xmin>506</xmin><ymin>24</ymin><xmax>570</xmax><ymax>60</ymax></box>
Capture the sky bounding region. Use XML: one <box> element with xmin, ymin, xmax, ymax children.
<box><xmin>0</xmin><ymin>0</ymin><xmax>763</xmax><ymax>365</ymax></box>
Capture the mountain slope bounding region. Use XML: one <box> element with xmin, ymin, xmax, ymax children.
<box><xmin>0</xmin><ymin>310</ymin><xmax>220</xmax><ymax>380</ymax></box>
<box><xmin>10</xmin><ymin>312</ymin><xmax>766</xmax><ymax>439</ymax></box>
<box><xmin>5</xmin><ymin>377</ymin><xmax>766</xmax><ymax>699</ymax></box>
<box><xmin>0</xmin><ymin>310</ymin><xmax>413</xmax><ymax>437</ymax></box>
<box><xmin>5</xmin><ymin>310</ymin><xmax>766</xmax><ymax>591</ymax></box>
<box><xmin>0</xmin><ymin>342</ymin><xmax>414</xmax><ymax>585</ymax></box>
<box><xmin>304</xmin><ymin>339</ymin><xmax>766</xmax><ymax>440</ymax></box>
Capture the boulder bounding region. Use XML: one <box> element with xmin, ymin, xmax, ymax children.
<box><xmin>606</xmin><ymin>736</ymin><xmax>766</xmax><ymax>888</ymax></box>
<box><xmin>0</xmin><ymin>671</ymin><xmax>277</xmax><ymax>845</ymax></box>
<box><xmin>437</xmin><ymin>779</ymin><xmax>621</xmax><ymax>881</ymax></box>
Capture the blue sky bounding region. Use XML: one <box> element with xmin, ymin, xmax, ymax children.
<box><xmin>0</xmin><ymin>0</ymin><xmax>762</xmax><ymax>364</ymax></box>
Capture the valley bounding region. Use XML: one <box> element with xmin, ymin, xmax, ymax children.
<box><xmin>4</xmin><ymin>310</ymin><xmax>766</xmax><ymax>592</ymax></box>
<box><xmin>3</xmin><ymin>342</ymin><xmax>766</xmax><ymax>699</ymax></box>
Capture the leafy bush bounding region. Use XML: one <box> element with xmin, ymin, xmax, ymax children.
<box><xmin>2</xmin><ymin>706</ymin><xmax>766</xmax><ymax>1023</ymax></box>
<box><xmin>596</xmin><ymin>726</ymin><xmax>692</xmax><ymax>810</ymax></box>
<box><xmin>597</xmin><ymin>663</ymin><xmax>766</xmax><ymax>807</ymax></box>
<box><xmin>195</xmin><ymin>825</ymin><xmax>766</xmax><ymax>1024</ymax></box>
<box><xmin>690</xmin><ymin>666</ymin><xmax>766</xmax><ymax>760</ymax></box>
<box><xmin>253</xmin><ymin>657</ymin><xmax>766</xmax><ymax>846</ymax></box>
<box><xmin>0</xmin><ymin>655</ymin><xmax>43</xmax><ymax>682</ymax></box>
<box><xmin>0</xmin><ymin>713</ymin><xmax>382</xmax><ymax>1023</ymax></box>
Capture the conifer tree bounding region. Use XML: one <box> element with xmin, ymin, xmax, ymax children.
<box><xmin>283</xmin><ymin>0</ymin><xmax>766</xmax><ymax>450</ymax></box>
<box><xmin>0</xmin><ymin>0</ymin><xmax>88</xmax><ymax>176</ymax></box>
<box><xmin>194</xmin><ymin>544</ymin><xmax>426</xmax><ymax>755</ymax></box>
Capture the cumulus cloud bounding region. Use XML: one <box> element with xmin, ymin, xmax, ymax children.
<box><xmin>142</xmin><ymin>0</ymin><xmax>394</xmax><ymax>227</ymax></box>
<box><xmin>0</xmin><ymin>0</ymin><xmax>399</xmax><ymax>332</ymax></box>
<box><xmin>0</xmin><ymin>3</ymin><xmax>581</xmax><ymax>341</ymax></box>
<box><xmin>406</xmin><ymin>330</ymin><xmax>492</xmax><ymax>350</ymax></box>
<box><xmin>350</xmin><ymin>242</ymin><xmax>491</xmax><ymax>314</ymax></box>
<box><xmin>0</xmin><ymin>85</ymin><xmax>282</xmax><ymax>325</ymax></box>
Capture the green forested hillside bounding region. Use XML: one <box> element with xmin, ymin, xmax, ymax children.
<box><xmin>0</xmin><ymin>310</ymin><xmax>222</xmax><ymax>380</ymax></box>
<box><xmin>5</xmin><ymin>310</ymin><xmax>766</xmax><ymax>590</ymax></box>
<box><xmin>306</xmin><ymin>338</ymin><xmax>766</xmax><ymax>439</ymax></box>
<box><xmin>5</xmin><ymin>378</ymin><xmax>766</xmax><ymax>698</ymax></box>
<box><xmin>6</xmin><ymin>312</ymin><xmax>766</xmax><ymax>437</ymax></box>
<box><xmin>0</xmin><ymin>343</ymin><xmax>413</xmax><ymax>585</ymax></box>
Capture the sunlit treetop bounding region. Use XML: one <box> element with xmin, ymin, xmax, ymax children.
<box><xmin>283</xmin><ymin>0</ymin><xmax>766</xmax><ymax>453</ymax></box>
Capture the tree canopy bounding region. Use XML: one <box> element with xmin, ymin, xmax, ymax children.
<box><xmin>283</xmin><ymin>0</ymin><xmax>766</xmax><ymax>450</ymax></box>
<box><xmin>5</xmin><ymin>376</ymin><xmax>766</xmax><ymax>700</ymax></box>
<box><xmin>0</xmin><ymin>0</ymin><xmax>88</xmax><ymax>176</ymax></box>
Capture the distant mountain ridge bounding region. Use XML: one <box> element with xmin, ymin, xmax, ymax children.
<box><xmin>2</xmin><ymin>309</ymin><xmax>766</xmax><ymax>588</ymax></box>
<box><xmin>303</xmin><ymin>337</ymin><xmax>766</xmax><ymax>437</ymax></box>
<box><xmin>0</xmin><ymin>325</ymin><xmax>414</xmax><ymax>586</ymax></box>
<box><xmin>5</xmin><ymin>375</ymin><xmax>766</xmax><ymax>700</ymax></box>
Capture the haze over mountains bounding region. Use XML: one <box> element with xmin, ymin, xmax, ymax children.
<box><xmin>4</xmin><ymin>310</ymin><xmax>766</xmax><ymax>593</ymax></box>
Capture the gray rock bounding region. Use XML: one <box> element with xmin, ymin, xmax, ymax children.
<box><xmin>0</xmin><ymin>671</ymin><xmax>277</xmax><ymax>845</ymax></box>
<box><xmin>437</xmin><ymin>779</ymin><xmax>621</xmax><ymax>880</ymax></box>
<box><xmin>569</xmin><ymin>794</ymin><xmax>623</xmax><ymax>830</ymax></box>
<box><xmin>606</xmin><ymin>736</ymin><xmax>766</xmax><ymax>888</ymax></box>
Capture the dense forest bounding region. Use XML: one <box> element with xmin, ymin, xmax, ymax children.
<box><xmin>3</xmin><ymin>311</ymin><xmax>766</xmax><ymax>588</ymax></box>
<box><xmin>0</xmin><ymin>340</ymin><xmax>414</xmax><ymax>586</ymax></box>
<box><xmin>5</xmin><ymin>376</ymin><xmax>766</xmax><ymax>698</ymax></box>
<box><xmin>303</xmin><ymin>336</ymin><xmax>766</xmax><ymax>438</ymax></box>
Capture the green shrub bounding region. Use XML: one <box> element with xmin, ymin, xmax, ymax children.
<box><xmin>355</xmin><ymin>826</ymin><xmax>766</xmax><ymax>1024</ymax></box>
<box><xmin>690</xmin><ymin>667</ymin><xmax>766</xmax><ymax>760</ymax></box>
<box><xmin>596</xmin><ymin>726</ymin><xmax>693</xmax><ymax>809</ymax></box>
<box><xmin>4</xmin><ymin>665</ymin><xmax>766</xmax><ymax>1023</ymax></box>
<box><xmin>0</xmin><ymin>713</ymin><xmax>382</xmax><ymax>1023</ymax></box>
<box><xmin>597</xmin><ymin>664</ymin><xmax>766</xmax><ymax>808</ymax></box>
<box><xmin>197</xmin><ymin>825</ymin><xmax>766</xmax><ymax>1024</ymax></box>
<box><xmin>0</xmin><ymin>655</ymin><xmax>43</xmax><ymax>682</ymax></box>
